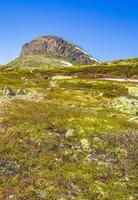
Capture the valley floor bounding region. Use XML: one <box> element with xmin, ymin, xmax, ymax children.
<box><xmin>0</xmin><ymin>66</ymin><xmax>138</xmax><ymax>199</ymax></box>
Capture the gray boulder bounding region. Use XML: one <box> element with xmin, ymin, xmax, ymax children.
<box><xmin>2</xmin><ymin>87</ymin><xmax>16</xmax><ymax>96</ymax></box>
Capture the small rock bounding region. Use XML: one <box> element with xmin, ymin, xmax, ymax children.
<box><xmin>2</xmin><ymin>87</ymin><xmax>16</xmax><ymax>96</ymax></box>
<box><xmin>38</xmin><ymin>191</ymin><xmax>46</xmax><ymax>198</ymax></box>
<box><xmin>86</xmin><ymin>153</ymin><xmax>99</xmax><ymax>162</ymax></box>
<box><xmin>93</xmin><ymin>137</ymin><xmax>101</xmax><ymax>143</ymax></box>
<box><xmin>81</xmin><ymin>138</ymin><xmax>90</xmax><ymax>151</ymax></box>
<box><xmin>16</xmin><ymin>89</ymin><xmax>27</xmax><ymax>95</ymax></box>
<box><xmin>107</xmin><ymin>159</ymin><xmax>116</xmax><ymax>170</ymax></box>
<box><xmin>9</xmin><ymin>195</ymin><xmax>14</xmax><ymax>199</ymax></box>
<box><xmin>99</xmin><ymin>92</ymin><xmax>104</xmax><ymax>97</ymax></box>
<box><xmin>66</xmin><ymin>129</ymin><xmax>75</xmax><ymax>138</ymax></box>
<box><xmin>111</xmin><ymin>114</ymin><xmax>117</xmax><ymax>118</ymax></box>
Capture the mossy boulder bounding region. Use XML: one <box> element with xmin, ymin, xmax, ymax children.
<box><xmin>2</xmin><ymin>87</ymin><xmax>16</xmax><ymax>96</ymax></box>
<box><xmin>113</xmin><ymin>96</ymin><xmax>138</xmax><ymax>115</ymax></box>
<box><xmin>81</xmin><ymin>138</ymin><xmax>90</xmax><ymax>151</ymax></box>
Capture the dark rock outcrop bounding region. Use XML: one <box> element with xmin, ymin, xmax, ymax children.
<box><xmin>20</xmin><ymin>36</ymin><xmax>100</xmax><ymax>65</ymax></box>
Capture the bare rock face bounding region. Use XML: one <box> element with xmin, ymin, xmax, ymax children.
<box><xmin>20</xmin><ymin>36</ymin><xmax>100</xmax><ymax>65</ymax></box>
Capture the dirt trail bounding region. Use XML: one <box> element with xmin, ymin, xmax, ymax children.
<box><xmin>97</xmin><ymin>78</ymin><xmax>138</xmax><ymax>83</ymax></box>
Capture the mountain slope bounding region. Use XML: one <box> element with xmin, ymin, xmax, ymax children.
<box><xmin>7</xmin><ymin>54</ymin><xmax>74</xmax><ymax>69</ymax></box>
<box><xmin>20</xmin><ymin>36</ymin><xmax>100</xmax><ymax>65</ymax></box>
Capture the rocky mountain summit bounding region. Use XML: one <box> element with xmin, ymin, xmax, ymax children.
<box><xmin>20</xmin><ymin>36</ymin><xmax>100</xmax><ymax>65</ymax></box>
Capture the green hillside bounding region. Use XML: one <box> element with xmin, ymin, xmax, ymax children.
<box><xmin>7</xmin><ymin>54</ymin><xmax>75</xmax><ymax>69</ymax></box>
<box><xmin>0</xmin><ymin>57</ymin><xmax>138</xmax><ymax>199</ymax></box>
<box><xmin>7</xmin><ymin>55</ymin><xmax>138</xmax><ymax>79</ymax></box>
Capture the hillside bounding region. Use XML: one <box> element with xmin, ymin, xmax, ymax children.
<box><xmin>106</xmin><ymin>57</ymin><xmax>138</xmax><ymax>65</ymax></box>
<box><xmin>0</xmin><ymin>65</ymin><xmax>137</xmax><ymax>199</ymax></box>
<box><xmin>0</xmin><ymin>38</ymin><xmax>138</xmax><ymax>199</ymax></box>
<box><xmin>7</xmin><ymin>55</ymin><xmax>138</xmax><ymax>79</ymax></box>
<box><xmin>7</xmin><ymin>54</ymin><xmax>74</xmax><ymax>69</ymax></box>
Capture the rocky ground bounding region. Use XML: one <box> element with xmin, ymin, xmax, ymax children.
<box><xmin>0</xmin><ymin>63</ymin><xmax>138</xmax><ymax>199</ymax></box>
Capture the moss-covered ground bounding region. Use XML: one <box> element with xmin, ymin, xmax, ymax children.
<box><xmin>0</xmin><ymin>60</ymin><xmax>138</xmax><ymax>199</ymax></box>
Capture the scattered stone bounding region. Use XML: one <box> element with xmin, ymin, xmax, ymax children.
<box><xmin>81</xmin><ymin>138</ymin><xmax>90</xmax><ymax>151</ymax></box>
<box><xmin>1</xmin><ymin>87</ymin><xmax>28</xmax><ymax>97</ymax></box>
<box><xmin>93</xmin><ymin>137</ymin><xmax>101</xmax><ymax>143</ymax></box>
<box><xmin>107</xmin><ymin>159</ymin><xmax>116</xmax><ymax>170</ymax></box>
<box><xmin>38</xmin><ymin>191</ymin><xmax>46</xmax><ymax>199</ymax></box>
<box><xmin>16</xmin><ymin>89</ymin><xmax>27</xmax><ymax>95</ymax></box>
<box><xmin>66</xmin><ymin>129</ymin><xmax>75</xmax><ymax>138</ymax></box>
<box><xmin>113</xmin><ymin>96</ymin><xmax>138</xmax><ymax>115</ymax></box>
<box><xmin>9</xmin><ymin>195</ymin><xmax>14</xmax><ymax>199</ymax></box>
<box><xmin>111</xmin><ymin>114</ymin><xmax>117</xmax><ymax>118</ymax></box>
<box><xmin>86</xmin><ymin>153</ymin><xmax>100</xmax><ymax>162</ymax></box>
<box><xmin>0</xmin><ymin>87</ymin><xmax>44</xmax><ymax>106</ymax></box>
<box><xmin>2</xmin><ymin>87</ymin><xmax>16</xmax><ymax>96</ymax></box>
<box><xmin>99</xmin><ymin>92</ymin><xmax>104</xmax><ymax>97</ymax></box>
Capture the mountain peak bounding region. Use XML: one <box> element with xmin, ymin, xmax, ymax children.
<box><xmin>20</xmin><ymin>35</ymin><xmax>100</xmax><ymax>65</ymax></box>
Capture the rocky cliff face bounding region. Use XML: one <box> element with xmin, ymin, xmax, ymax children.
<box><xmin>20</xmin><ymin>36</ymin><xmax>100</xmax><ymax>65</ymax></box>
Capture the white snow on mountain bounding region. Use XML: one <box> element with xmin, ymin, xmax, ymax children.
<box><xmin>75</xmin><ymin>47</ymin><xmax>101</xmax><ymax>63</ymax></box>
<box><xmin>90</xmin><ymin>57</ymin><xmax>101</xmax><ymax>63</ymax></box>
<box><xmin>61</xmin><ymin>61</ymin><xmax>73</xmax><ymax>67</ymax></box>
<box><xmin>75</xmin><ymin>47</ymin><xmax>88</xmax><ymax>55</ymax></box>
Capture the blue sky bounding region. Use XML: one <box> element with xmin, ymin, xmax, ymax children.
<box><xmin>0</xmin><ymin>0</ymin><xmax>138</xmax><ymax>64</ymax></box>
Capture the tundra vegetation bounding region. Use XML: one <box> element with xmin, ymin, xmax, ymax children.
<box><xmin>0</xmin><ymin>56</ymin><xmax>138</xmax><ymax>199</ymax></box>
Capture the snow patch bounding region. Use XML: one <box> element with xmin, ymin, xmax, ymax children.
<box><xmin>75</xmin><ymin>47</ymin><xmax>88</xmax><ymax>55</ymax></box>
<box><xmin>67</xmin><ymin>41</ymin><xmax>73</xmax><ymax>45</ymax></box>
<box><xmin>90</xmin><ymin>57</ymin><xmax>101</xmax><ymax>63</ymax></box>
<box><xmin>75</xmin><ymin>47</ymin><xmax>101</xmax><ymax>63</ymax></box>
<box><xmin>61</xmin><ymin>61</ymin><xmax>73</xmax><ymax>67</ymax></box>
